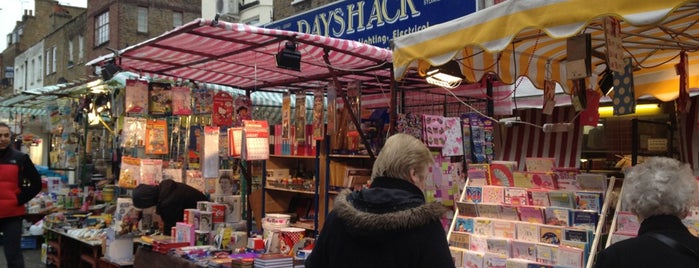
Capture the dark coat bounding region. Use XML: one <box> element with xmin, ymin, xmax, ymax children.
<box><xmin>0</xmin><ymin>147</ymin><xmax>41</xmax><ymax>219</ymax></box>
<box><xmin>595</xmin><ymin>214</ymin><xmax>699</xmax><ymax>268</ymax></box>
<box><xmin>305</xmin><ymin>177</ymin><xmax>455</xmax><ymax>268</ymax></box>
<box><xmin>133</xmin><ymin>180</ymin><xmax>209</xmax><ymax>235</ymax></box>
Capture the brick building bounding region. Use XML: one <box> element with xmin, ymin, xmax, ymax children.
<box><xmin>0</xmin><ymin>0</ymin><xmax>84</xmax><ymax>97</ymax></box>
<box><xmin>85</xmin><ymin>0</ymin><xmax>202</xmax><ymax>75</ymax></box>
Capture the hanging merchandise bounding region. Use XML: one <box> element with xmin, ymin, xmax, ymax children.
<box><xmin>676</xmin><ymin>51</ymin><xmax>690</xmax><ymax>114</ymax></box>
<box><xmin>295</xmin><ymin>91</ymin><xmax>307</xmax><ymax>151</ymax></box>
<box><xmin>422</xmin><ymin>114</ymin><xmax>446</xmax><ymax>148</ymax></box>
<box><xmin>460</xmin><ymin>115</ymin><xmax>472</xmax><ymax>164</ymax></box>
<box><xmin>580</xmin><ymin>90</ymin><xmax>601</xmax><ymax>127</ymax></box>
<box><xmin>202</xmin><ymin>126</ymin><xmax>220</xmax><ymax>178</ymax></box>
<box><xmin>148</xmin><ymin>82</ymin><xmax>172</xmax><ymax>115</ymax></box>
<box><xmin>242</xmin><ymin>120</ymin><xmax>270</xmax><ymax>161</ymax></box>
<box><xmin>172</xmin><ymin>85</ymin><xmax>193</xmax><ymax>115</ymax></box>
<box><xmin>441</xmin><ymin>117</ymin><xmax>464</xmax><ymax>157</ymax></box>
<box><xmin>145</xmin><ymin>119</ymin><xmax>169</xmax><ymax>155</ymax></box>
<box><xmin>396</xmin><ymin>112</ymin><xmax>424</xmax><ymax>141</ymax></box>
<box><xmin>140</xmin><ymin>158</ymin><xmax>163</xmax><ymax>185</ymax></box>
<box><xmin>326</xmin><ymin>85</ymin><xmax>337</xmax><ymax>135</ymax></box>
<box><xmin>612</xmin><ymin>58</ymin><xmax>636</xmax><ymax>116</ymax></box>
<box><xmin>118</xmin><ymin>156</ymin><xmax>141</xmax><ymax>189</ymax></box>
<box><xmin>125</xmin><ymin>79</ymin><xmax>148</xmax><ymax>114</ymax></box>
<box><xmin>234</xmin><ymin>95</ymin><xmax>252</xmax><ymax>127</ymax></box>
<box><xmin>604</xmin><ymin>16</ymin><xmax>625</xmax><ymax>74</ymax></box>
<box><xmin>188</xmin><ymin>125</ymin><xmax>203</xmax><ymax>169</ymax></box>
<box><xmin>312</xmin><ymin>89</ymin><xmax>324</xmax><ymax>140</ymax></box>
<box><xmin>186</xmin><ymin>170</ymin><xmax>205</xmax><ymax>193</ymax></box>
<box><xmin>212</xmin><ymin>91</ymin><xmax>234</xmax><ymax>126</ymax></box>
<box><xmin>121</xmin><ymin>117</ymin><xmax>147</xmax><ymax>148</ymax></box>
<box><xmin>163</xmin><ymin>168</ymin><xmax>183</xmax><ymax>183</ymax></box>
<box><xmin>228</xmin><ymin>127</ymin><xmax>243</xmax><ymax>157</ymax></box>
<box><xmin>281</xmin><ymin>92</ymin><xmax>291</xmax><ymax>139</ymax></box>
<box><xmin>542</xmin><ymin>80</ymin><xmax>557</xmax><ymax>115</ymax></box>
<box><xmin>192</xmin><ymin>88</ymin><xmax>213</xmax><ymax>115</ymax></box>
<box><xmin>464</xmin><ymin>112</ymin><xmax>496</xmax><ymax>163</ymax></box>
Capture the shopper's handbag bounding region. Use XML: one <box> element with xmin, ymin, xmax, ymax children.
<box><xmin>646</xmin><ymin>232</ymin><xmax>699</xmax><ymax>262</ymax></box>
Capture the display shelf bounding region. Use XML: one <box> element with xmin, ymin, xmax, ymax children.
<box><xmin>447</xmin><ymin>174</ymin><xmax>616</xmax><ymax>268</ymax></box>
<box><xmin>270</xmin><ymin>154</ymin><xmax>317</xmax><ymax>159</ymax></box>
<box><xmin>264</xmin><ymin>186</ymin><xmax>315</xmax><ymax>195</ymax></box>
<box><xmin>329</xmin><ymin>154</ymin><xmax>372</xmax><ymax>159</ymax></box>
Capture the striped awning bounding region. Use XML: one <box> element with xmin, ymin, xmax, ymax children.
<box><xmin>87</xmin><ymin>18</ymin><xmax>433</xmax><ymax>94</ymax></box>
<box><xmin>392</xmin><ymin>0</ymin><xmax>699</xmax><ymax>102</ymax></box>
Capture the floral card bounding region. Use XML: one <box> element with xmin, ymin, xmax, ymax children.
<box><xmin>171</xmin><ymin>86</ymin><xmax>192</xmax><ymax>115</ymax></box>
<box><xmin>441</xmin><ymin>117</ymin><xmax>463</xmax><ymax>156</ymax></box>
<box><xmin>423</xmin><ymin>114</ymin><xmax>445</xmax><ymax>147</ymax></box>
<box><xmin>125</xmin><ymin>79</ymin><xmax>148</xmax><ymax>114</ymax></box>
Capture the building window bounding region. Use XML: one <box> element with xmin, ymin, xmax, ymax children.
<box><xmin>37</xmin><ymin>56</ymin><xmax>42</xmax><ymax>81</ymax></box>
<box><xmin>52</xmin><ymin>46</ymin><xmax>57</xmax><ymax>73</ymax></box>
<box><xmin>137</xmin><ymin>7</ymin><xmax>148</xmax><ymax>33</ymax></box>
<box><xmin>95</xmin><ymin>11</ymin><xmax>109</xmax><ymax>45</ymax></box>
<box><xmin>173</xmin><ymin>11</ymin><xmax>183</xmax><ymax>28</ymax></box>
<box><xmin>78</xmin><ymin>34</ymin><xmax>84</xmax><ymax>60</ymax></box>
<box><xmin>30</xmin><ymin>59</ymin><xmax>34</xmax><ymax>85</ymax></box>
<box><xmin>68</xmin><ymin>39</ymin><xmax>74</xmax><ymax>66</ymax></box>
<box><xmin>45</xmin><ymin>50</ymin><xmax>51</xmax><ymax>75</ymax></box>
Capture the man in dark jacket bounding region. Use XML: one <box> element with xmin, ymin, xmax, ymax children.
<box><xmin>132</xmin><ymin>179</ymin><xmax>209</xmax><ymax>235</ymax></box>
<box><xmin>0</xmin><ymin>122</ymin><xmax>42</xmax><ymax>268</ymax></box>
<box><xmin>595</xmin><ymin>157</ymin><xmax>699</xmax><ymax>267</ymax></box>
<box><xmin>305</xmin><ymin>133</ymin><xmax>455</xmax><ymax>268</ymax></box>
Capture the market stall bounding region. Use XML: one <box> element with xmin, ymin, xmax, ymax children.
<box><xmin>392</xmin><ymin>0</ymin><xmax>699</xmax><ymax>168</ymax></box>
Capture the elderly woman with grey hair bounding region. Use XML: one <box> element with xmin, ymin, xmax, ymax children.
<box><xmin>305</xmin><ymin>133</ymin><xmax>455</xmax><ymax>268</ymax></box>
<box><xmin>595</xmin><ymin>157</ymin><xmax>699</xmax><ymax>267</ymax></box>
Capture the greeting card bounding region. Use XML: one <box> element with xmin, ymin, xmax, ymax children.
<box><xmin>441</xmin><ymin>117</ymin><xmax>463</xmax><ymax>156</ymax></box>
<box><xmin>423</xmin><ymin>114</ymin><xmax>446</xmax><ymax>147</ymax></box>
<box><xmin>148</xmin><ymin>82</ymin><xmax>172</xmax><ymax>115</ymax></box>
<box><xmin>212</xmin><ymin>91</ymin><xmax>234</xmax><ymax>126</ymax></box>
<box><xmin>515</xmin><ymin>222</ymin><xmax>541</xmax><ymax>243</ymax></box>
<box><xmin>145</xmin><ymin>119</ymin><xmax>169</xmax><ymax>155</ymax></box>
<box><xmin>525</xmin><ymin>157</ymin><xmax>556</xmax><ymax>172</ymax></box>
<box><xmin>125</xmin><ymin>79</ymin><xmax>148</xmax><ymax>114</ymax></box>
<box><xmin>121</xmin><ymin>117</ymin><xmax>146</xmax><ymax>148</ymax></box>
<box><xmin>118</xmin><ymin>156</ymin><xmax>140</xmax><ymax>189</ymax></box>
<box><xmin>140</xmin><ymin>158</ymin><xmax>163</xmax><ymax>185</ymax></box>
<box><xmin>171</xmin><ymin>86</ymin><xmax>192</xmax><ymax>115</ymax></box>
<box><xmin>312</xmin><ymin>89</ymin><xmax>325</xmax><ymax>140</ymax></box>
<box><xmin>186</xmin><ymin>170</ymin><xmax>205</xmax><ymax>193</ymax></box>
<box><xmin>192</xmin><ymin>88</ymin><xmax>213</xmax><ymax>114</ymax></box>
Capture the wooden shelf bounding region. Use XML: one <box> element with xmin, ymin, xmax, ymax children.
<box><xmin>290</xmin><ymin>222</ymin><xmax>315</xmax><ymax>230</ymax></box>
<box><xmin>269</xmin><ymin>155</ymin><xmax>316</xmax><ymax>159</ymax></box>
<box><xmin>264</xmin><ymin>186</ymin><xmax>315</xmax><ymax>195</ymax></box>
<box><xmin>329</xmin><ymin>154</ymin><xmax>371</xmax><ymax>159</ymax></box>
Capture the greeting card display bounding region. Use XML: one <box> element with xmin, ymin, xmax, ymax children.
<box><xmin>121</xmin><ymin>117</ymin><xmax>146</xmax><ymax>148</ymax></box>
<box><xmin>171</xmin><ymin>86</ymin><xmax>192</xmax><ymax>115</ymax></box>
<box><xmin>192</xmin><ymin>88</ymin><xmax>213</xmax><ymax>114</ymax></box>
<box><xmin>125</xmin><ymin>79</ymin><xmax>148</xmax><ymax>114</ymax></box>
<box><xmin>148</xmin><ymin>82</ymin><xmax>172</xmax><ymax>115</ymax></box>
<box><xmin>243</xmin><ymin>120</ymin><xmax>270</xmax><ymax>160</ymax></box>
<box><xmin>312</xmin><ymin>89</ymin><xmax>324</xmax><ymax>140</ymax></box>
<box><xmin>212</xmin><ymin>91</ymin><xmax>234</xmax><ymax>126</ymax></box>
<box><xmin>145</xmin><ymin>119</ymin><xmax>169</xmax><ymax>155</ymax></box>
<box><xmin>227</xmin><ymin>127</ymin><xmax>243</xmax><ymax>157</ymax></box>
<box><xmin>423</xmin><ymin>115</ymin><xmax>445</xmax><ymax>147</ymax></box>
<box><xmin>140</xmin><ymin>158</ymin><xmax>163</xmax><ymax>185</ymax></box>
<box><xmin>281</xmin><ymin>93</ymin><xmax>292</xmax><ymax>139</ymax></box>
<box><xmin>295</xmin><ymin>92</ymin><xmax>307</xmax><ymax>143</ymax></box>
<box><xmin>202</xmin><ymin>126</ymin><xmax>220</xmax><ymax>178</ymax></box>
<box><xmin>441</xmin><ymin>117</ymin><xmax>463</xmax><ymax>156</ymax></box>
<box><xmin>118</xmin><ymin>156</ymin><xmax>141</xmax><ymax>189</ymax></box>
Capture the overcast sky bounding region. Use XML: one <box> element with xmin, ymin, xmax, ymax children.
<box><xmin>0</xmin><ymin>0</ymin><xmax>87</xmax><ymax>52</ymax></box>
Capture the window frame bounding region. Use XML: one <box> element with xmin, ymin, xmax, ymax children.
<box><xmin>95</xmin><ymin>11</ymin><xmax>110</xmax><ymax>46</ymax></box>
<box><xmin>137</xmin><ymin>7</ymin><xmax>149</xmax><ymax>33</ymax></box>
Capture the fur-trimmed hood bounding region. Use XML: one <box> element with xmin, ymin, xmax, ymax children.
<box><xmin>332</xmin><ymin>177</ymin><xmax>447</xmax><ymax>234</ymax></box>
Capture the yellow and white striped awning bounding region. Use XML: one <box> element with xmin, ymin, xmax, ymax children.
<box><xmin>392</xmin><ymin>0</ymin><xmax>699</xmax><ymax>101</ymax></box>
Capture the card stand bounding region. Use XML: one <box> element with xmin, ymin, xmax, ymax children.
<box><xmin>448</xmin><ymin>176</ymin><xmax>617</xmax><ymax>268</ymax></box>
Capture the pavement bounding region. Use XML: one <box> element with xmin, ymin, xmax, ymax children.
<box><xmin>0</xmin><ymin>245</ymin><xmax>44</xmax><ymax>267</ymax></box>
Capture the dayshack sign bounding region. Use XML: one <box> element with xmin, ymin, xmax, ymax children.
<box><xmin>265</xmin><ymin>0</ymin><xmax>477</xmax><ymax>49</ymax></box>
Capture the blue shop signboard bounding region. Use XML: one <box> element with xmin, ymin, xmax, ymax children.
<box><xmin>264</xmin><ymin>0</ymin><xmax>477</xmax><ymax>49</ymax></box>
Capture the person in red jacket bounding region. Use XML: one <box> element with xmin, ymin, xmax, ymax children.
<box><xmin>0</xmin><ymin>122</ymin><xmax>42</xmax><ymax>268</ymax></box>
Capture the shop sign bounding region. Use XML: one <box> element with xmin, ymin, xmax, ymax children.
<box><xmin>5</xmin><ymin>67</ymin><xmax>14</xmax><ymax>78</ymax></box>
<box><xmin>265</xmin><ymin>0</ymin><xmax>477</xmax><ymax>49</ymax></box>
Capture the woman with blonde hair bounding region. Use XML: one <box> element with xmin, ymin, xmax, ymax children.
<box><xmin>595</xmin><ymin>157</ymin><xmax>699</xmax><ymax>267</ymax></box>
<box><xmin>305</xmin><ymin>133</ymin><xmax>455</xmax><ymax>268</ymax></box>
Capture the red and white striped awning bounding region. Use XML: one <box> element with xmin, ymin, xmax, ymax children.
<box><xmin>87</xmin><ymin>19</ymin><xmax>432</xmax><ymax>93</ymax></box>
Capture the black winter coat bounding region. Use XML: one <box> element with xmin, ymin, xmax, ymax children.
<box><xmin>156</xmin><ymin>180</ymin><xmax>209</xmax><ymax>235</ymax></box>
<box><xmin>595</xmin><ymin>214</ymin><xmax>699</xmax><ymax>268</ymax></box>
<box><xmin>305</xmin><ymin>177</ymin><xmax>455</xmax><ymax>268</ymax></box>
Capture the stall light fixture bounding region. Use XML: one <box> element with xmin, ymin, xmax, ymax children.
<box><xmin>276</xmin><ymin>42</ymin><xmax>302</xmax><ymax>71</ymax></box>
<box><xmin>425</xmin><ymin>60</ymin><xmax>464</xmax><ymax>89</ymax></box>
<box><xmin>598</xmin><ymin>103</ymin><xmax>661</xmax><ymax>117</ymax></box>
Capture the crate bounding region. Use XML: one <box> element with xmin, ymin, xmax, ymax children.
<box><xmin>21</xmin><ymin>236</ymin><xmax>39</xmax><ymax>249</ymax></box>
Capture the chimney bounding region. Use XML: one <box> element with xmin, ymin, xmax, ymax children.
<box><xmin>30</xmin><ymin>10</ymin><xmax>33</xmax><ymax>16</ymax></box>
<box><xmin>24</xmin><ymin>10</ymin><xmax>27</xmax><ymax>16</ymax></box>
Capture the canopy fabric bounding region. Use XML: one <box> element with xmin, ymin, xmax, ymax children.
<box><xmin>392</xmin><ymin>0</ymin><xmax>699</xmax><ymax>101</ymax></box>
<box><xmin>88</xmin><ymin>18</ymin><xmax>433</xmax><ymax>94</ymax></box>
